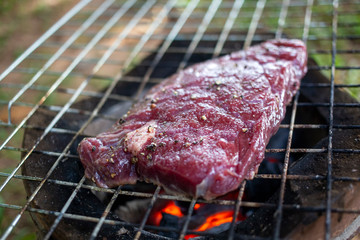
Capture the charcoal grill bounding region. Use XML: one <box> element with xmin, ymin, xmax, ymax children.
<box><xmin>1</xmin><ymin>0</ymin><xmax>360</xmax><ymax>239</ymax></box>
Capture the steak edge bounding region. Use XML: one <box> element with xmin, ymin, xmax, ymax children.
<box><xmin>78</xmin><ymin>39</ymin><xmax>307</xmax><ymax>200</ymax></box>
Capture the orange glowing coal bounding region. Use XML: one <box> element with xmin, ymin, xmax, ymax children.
<box><xmin>185</xmin><ymin>209</ymin><xmax>245</xmax><ymax>239</ymax></box>
<box><xmin>196</xmin><ymin>210</ymin><xmax>236</xmax><ymax>231</ymax></box>
<box><xmin>152</xmin><ymin>201</ymin><xmax>184</xmax><ymax>226</ymax></box>
<box><xmin>152</xmin><ymin>201</ymin><xmax>245</xmax><ymax>239</ymax></box>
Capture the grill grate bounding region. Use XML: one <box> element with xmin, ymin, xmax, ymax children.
<box><xmin>1</xmin><ymin>0</ymin><xmax>360</xmax><ymax>239</ymax></box>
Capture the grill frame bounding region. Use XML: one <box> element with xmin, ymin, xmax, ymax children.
<box><xmin>0</xmin><ymin>0</ymin><xmax>360</xmax><ymax>239</ymax></box>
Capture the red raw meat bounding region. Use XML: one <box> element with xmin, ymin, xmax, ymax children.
<box><xmin>78</xmin><ymin>39</ymin><xmax>307</xmax><ymax>200</ymax></box>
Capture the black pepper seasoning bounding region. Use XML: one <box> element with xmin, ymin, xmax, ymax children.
<box><xmin>146</xmin><ymin>143</ymin><xmax>157</xmax><ymax>152</ymax></box>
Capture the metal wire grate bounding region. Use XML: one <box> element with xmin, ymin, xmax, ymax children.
<box><xmin>0</xmin><ymin>0</ymin><xmax>360</xmax><ymax>239</ymax></box>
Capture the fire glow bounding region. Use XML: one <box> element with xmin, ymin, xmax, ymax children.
<box><xmin>152</xmin><ymin>201</ymin><xmax>184</xmax><ymax>226</ymax></box>
<box><xmin>151</xmin><ymin>201</ymin><xmax>245</xmax><ymax>239</ymax></box>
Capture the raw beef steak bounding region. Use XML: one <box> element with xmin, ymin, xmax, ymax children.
<box><xmin>78</xmin><ymin>39</ymin><xmax>307</xmax><ymax>200</ymax></box>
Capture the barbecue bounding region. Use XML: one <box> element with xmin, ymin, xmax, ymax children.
<box><xmin>78</xmin><ymin>39</ymin><xmax>307</xmax><ymax>200</ymax></box>
<box><xmin>0</xmin><ymin>0</ymin><xmax>359</xmax><ymax>239</ymax></box>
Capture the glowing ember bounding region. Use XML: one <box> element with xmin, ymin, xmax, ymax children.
<box><xmin>163</xmin><ymin>201</ymin><xmax>184</xmax><ymax>217</ymax></box>
<box><xmin>152</xmin><ymin>201</ymin><xmax>245</xmax><ymax>239</ymax></box>
<box><xmin>152</xmin><ymin>201</ymin><xmax>184</xmax><ymax>226</ymax></box>
<box><xmin>196</xmin><ymin>210</ymin><xmax>235</xmax><ymax>231</ymax></box>
<box><xmin>185</xmin><ymin>210</ymin><xmax>246</xmax><ymax>239</ymax></box>
<box><xmin>194</xmin><ymin>203</ymin><xmax>201</xmax><ymax>210</ymax></box>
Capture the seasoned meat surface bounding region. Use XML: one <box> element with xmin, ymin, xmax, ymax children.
<box><xmin>78</xmin><ymin>39</ymin><xmax>307</xmax><ymax>200</ymax></box>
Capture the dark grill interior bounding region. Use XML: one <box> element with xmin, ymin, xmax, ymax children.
<box><xmin>1</xmin><ymin>0</ymin><xmax>360</xmax><ymax>239</ymax></box>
